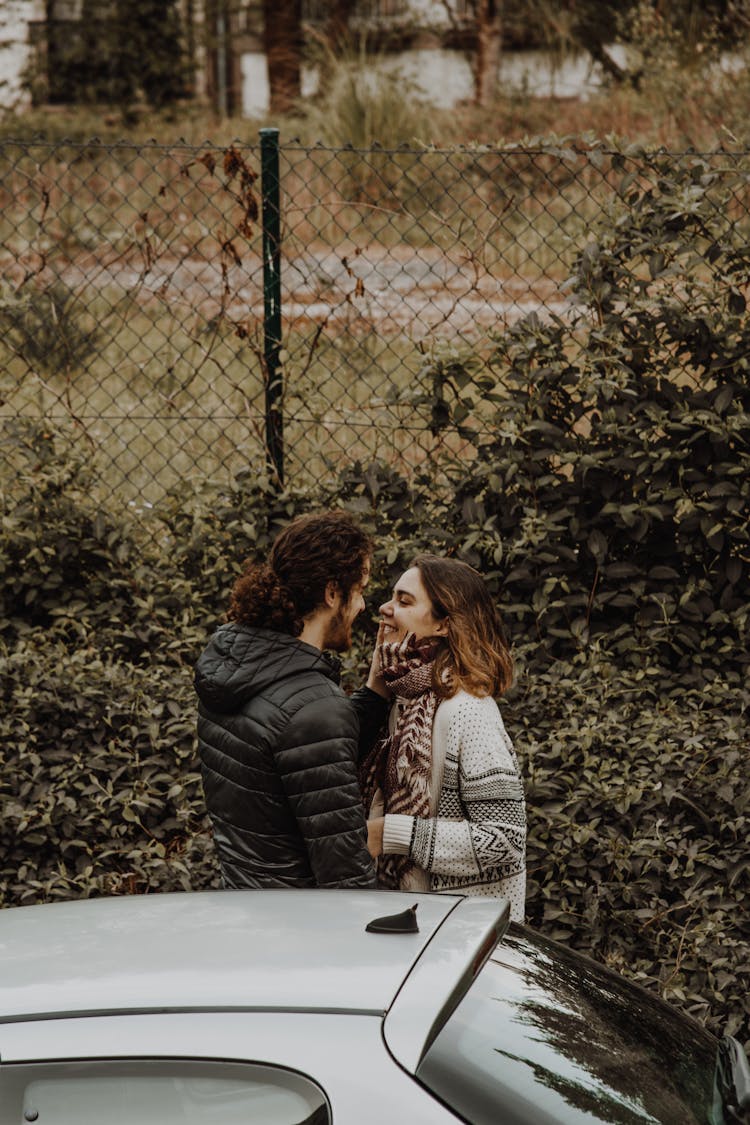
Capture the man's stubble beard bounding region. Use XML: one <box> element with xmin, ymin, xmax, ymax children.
<box><xmin>324</xmin><ymin>608</ymin><xmax>353</xmax><ymax>653</ymax></box>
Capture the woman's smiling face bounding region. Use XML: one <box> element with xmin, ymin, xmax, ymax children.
<box><xmin>379</xmin><ymin>566</ymin><xmax>448</xmax><ymax>643</ymax></box>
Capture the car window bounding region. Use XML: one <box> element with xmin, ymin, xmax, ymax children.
<box><xmin>0</xmin><ymin>1058</ymin><xmax>329</xmax><ymax>1125</ymax></box>
<box><xmin>416</xmin><ymin>926</ymin><xmax>722</xmax><ymax>1125</ymax></box>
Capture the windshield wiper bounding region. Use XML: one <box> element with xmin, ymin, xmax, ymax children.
<box><xmin>717</xmin><ymin>1036</ymin><xmax>750</xmax><ymax>1124</ymax></box>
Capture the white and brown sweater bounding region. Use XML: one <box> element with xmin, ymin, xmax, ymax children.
<box><xmin>380</xmin><ymin>690</ymin><xmax>526</xmax><ymax>921</ymax></box>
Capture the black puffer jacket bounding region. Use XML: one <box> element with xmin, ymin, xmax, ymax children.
<box><xmin>195</xmin><ymin>623</ymin><xmax>384</xmax><ymax>889</ymax></box>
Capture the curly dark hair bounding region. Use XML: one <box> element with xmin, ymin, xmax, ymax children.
<box><xmin>227</xmin><ymin>510</ymin><xmax>373</xmax><ymax>636</ymax></box>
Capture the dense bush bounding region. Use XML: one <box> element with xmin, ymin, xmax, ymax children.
<box><xmin>392</xmin><ymin>151</ymin><xmax>750</xmax><ymax>683</ymax></box>
<box><xmin>0</xmin><ymin>422</ymin><xmax>200</xmax><ymax>663</ymax></box>
<box><xmin>504</xmin><ymin>648</ymin><xmax>748</xmax><ymax>1039</ymax></box>
<box><xmin>1</xmin><ymin>422</ymin><xmax>219</xmax><ymax>900</ymax></box>
<box><xmin>2</xmin><ymin>635</ymin><xmax>218</xmax><ymax>901</ymax></box>
<box><xmin>39</xmin><ymin>0</ymin><xmax>189</xmax><ymax>110</ymax></box>
<box><xmin>2</xmin><ymin>426</ymin><xmax>746</xmax><ymax>1048</ymax></box>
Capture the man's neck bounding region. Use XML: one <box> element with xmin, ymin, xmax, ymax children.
<box><xmin>299</xmin><ymin>616</ymin><xmax>326</xmax><ymax>652</ymax></box>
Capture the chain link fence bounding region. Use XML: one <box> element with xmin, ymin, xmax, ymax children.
<box><xmin>2</xmin><ymin>135</ymin><xmax>750</xmax><ymax>523</ymax></box>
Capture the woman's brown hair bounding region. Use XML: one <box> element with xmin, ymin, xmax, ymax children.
<box><xmin>411</xmin><ymin>553</ymin><xmax>513</xmax><ymax>698</ymax></box>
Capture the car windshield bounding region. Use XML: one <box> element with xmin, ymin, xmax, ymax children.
<box><xmin>416</xmin><ymin>925</ymin><xmax>722</xmax><ymax>1125</ymax></box>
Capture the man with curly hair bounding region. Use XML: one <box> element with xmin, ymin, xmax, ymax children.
<box><xmin>195</xmin><ymin>510</ymin><xmax>386</xmax><ymax>888</ymax></box>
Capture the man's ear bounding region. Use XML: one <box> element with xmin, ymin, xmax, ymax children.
<box><xmin>324</xmin><ymin>581</ymin><xmax>340</xmax><ymax>609</ymax></box>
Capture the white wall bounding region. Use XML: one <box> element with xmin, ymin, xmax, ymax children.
<box><xmin>241</xmin><ymin>53</ymin><xmax>269</xmax><ymax>119</ymax></box>
<box><xmin>240</xmin><ymin>44</ymin><xmax>629</xmax><ymax>119</ymax></box>
<box><xmin>241</xmin><ymin>53</ymin><xmax>320</xmax><ymax>119</ymax></box>
<box><xmin>0</xmin><ymin>0</ymin><xmax>45</xmax><ymax>112</ymax></box>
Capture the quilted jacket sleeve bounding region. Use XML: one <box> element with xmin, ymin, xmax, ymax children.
<box><xmin>349</xmin><ymin>685</ymin><xmax>389</xmax><ymax>760</ymax></box>
<box><xmin>274</xmin><ymin>693</ymin><xmax>377</xmax><ymax>888</ymax></box>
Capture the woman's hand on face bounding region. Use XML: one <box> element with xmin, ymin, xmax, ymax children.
<box><xmin>367</xmin><ymin>816</ymin><xmax>385</xmax><ymax>858</ymax></box>
<box><xmin>366</xmin><ymin>621</ymin><xmax>390</xmax><ymax>698</ymax></box>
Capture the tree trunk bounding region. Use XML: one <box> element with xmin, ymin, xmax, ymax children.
<box><xmin>325</xmin><ymin>0</ymin><xmax>358</xmax><ymax>49</ymax></box>
<box><xmin>473</xmin><ymin>0</ymin><xmax>502</xmax><ymax>107</ymax></box>
<box><xmin>263</xmin><ymin>0</ymin><xmax>303</xmax><ymax>115</ymax></box>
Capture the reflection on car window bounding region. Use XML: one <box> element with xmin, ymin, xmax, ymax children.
<box><xmin>417</xmin><ymin>926</ymin><xmax>721</xmax><ymax>1125</ymax></box>
<box><xmin>0</xmin><ymin>1059</ymin><xmax>330</xmax><ymax>1125</ymax></box>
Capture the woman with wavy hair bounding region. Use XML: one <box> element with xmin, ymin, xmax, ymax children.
<box><xmin>360</xmin><ymin>554</ymin><xmax>526</xmax><ymax>920</ymax></box>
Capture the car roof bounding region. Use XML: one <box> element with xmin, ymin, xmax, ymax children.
<box><xmin>0</xmin><ymin>889</ymin><xmax>500</xmax><ymax>1024</ymax></box>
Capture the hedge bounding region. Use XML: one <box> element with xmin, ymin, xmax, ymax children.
<box><xmin>1</xmin><ymin>421</ymin><xmax>747</xmax><ymax>1049</ymax></box>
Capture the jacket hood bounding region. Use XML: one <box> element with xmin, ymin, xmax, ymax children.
<box><xmin>194</xmin><ymin>623</ymin><xmax>341</xmax><ymax>713</ymax></box>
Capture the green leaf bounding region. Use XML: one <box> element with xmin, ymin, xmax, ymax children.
<box><xmin>587</xmin><ymin>529</ymin><xmax>607</xmax><ymax>563</ymax></box>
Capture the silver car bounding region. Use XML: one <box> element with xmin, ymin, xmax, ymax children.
<box><xmin>0</xmin><ymin>889</ymin><xmax>747</xmax><ymax>1124</ymax></box>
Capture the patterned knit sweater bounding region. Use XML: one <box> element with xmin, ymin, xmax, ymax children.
<box><xmin>381</xmin><ymin>690</ymin><xmax>526</xmax><ymax>921</ymax></box>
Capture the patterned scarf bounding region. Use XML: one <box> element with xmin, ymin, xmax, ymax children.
<box><xmin>359</xmin><ymin>635</ymin><xmax>440</xmax><ymax>889</ymax></box>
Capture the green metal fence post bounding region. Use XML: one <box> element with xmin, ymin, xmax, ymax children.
<box><xmin>260</xmin><ymin>126</ymin><xmax>283</xmax><ymax>484</ymax></box>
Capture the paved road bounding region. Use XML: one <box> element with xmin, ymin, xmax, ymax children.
<box><xmin>53</xmin><ymin>243</ymin><xmax>575</xmax><ymax>339</ymax></box>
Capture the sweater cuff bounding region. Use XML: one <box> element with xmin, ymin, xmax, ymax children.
<box><xmin>382</xmin><ymin>814</ymin><xmax>415</xmax><ymax>856</ymax></box>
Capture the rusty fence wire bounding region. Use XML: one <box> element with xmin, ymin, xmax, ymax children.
<box><xmin>2</xmin><ymin>136</ymin><xmax>750</xmax><ymax>526</ymax></box>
